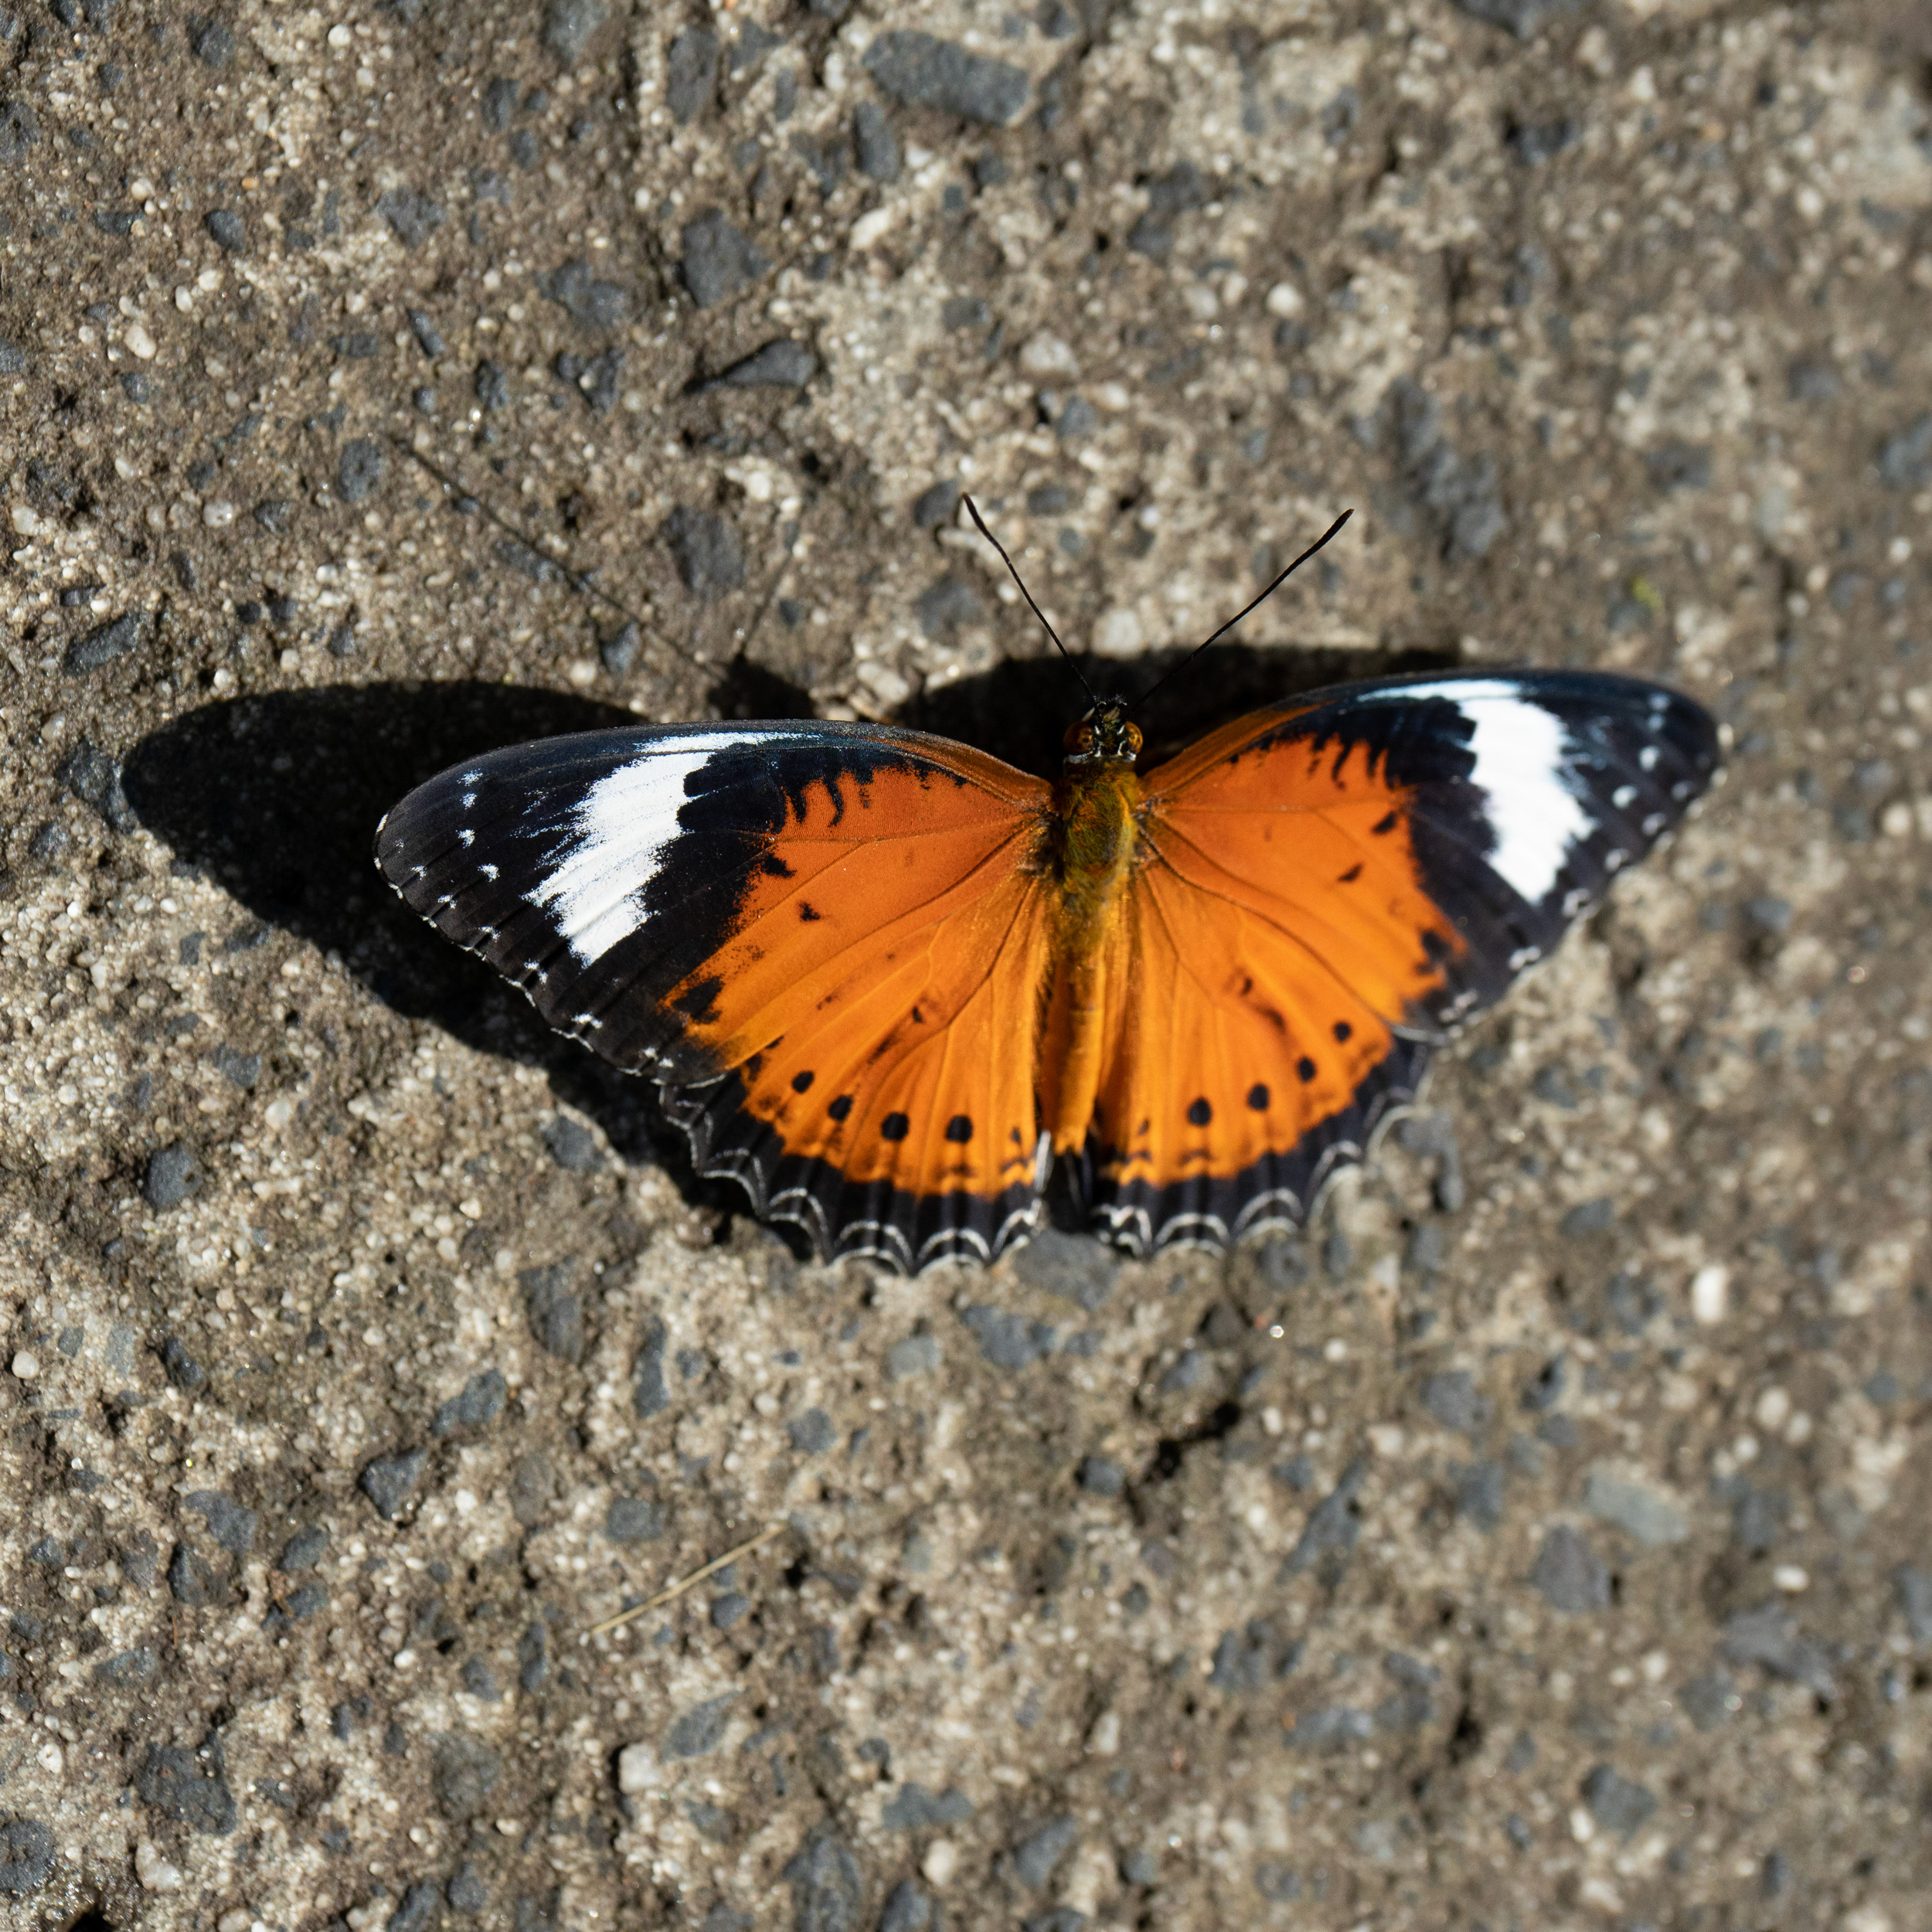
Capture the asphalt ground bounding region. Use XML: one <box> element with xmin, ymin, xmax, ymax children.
<box><xmin>1</xmin><ymin>1</ymin><xmax>1930</xmax><ymax>1928</ymax></box>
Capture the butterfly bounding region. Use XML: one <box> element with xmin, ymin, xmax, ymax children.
<box><xmin>376</xmin><ymin>513</ymin><xmax>1718</xmax><ymax>1271</ymax></box>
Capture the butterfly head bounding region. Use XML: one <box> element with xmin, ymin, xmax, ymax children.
<box><xmin>1063</xmin><ymin>702</ymin><xmax>1143</xmax><ymax>769</ymax></box>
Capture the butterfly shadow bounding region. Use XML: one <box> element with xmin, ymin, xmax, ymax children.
<box><xmin>121</xmin><ymin>639</ymin><xmax>1453</xmax><ymax>1240</ymax></box>
<box><xmin>898</xmin><ymin>638</ymin><xmax>1458</xmax><ymax>777</ymax></box>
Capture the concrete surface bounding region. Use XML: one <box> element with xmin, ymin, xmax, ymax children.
<box><xmin>2</xmin><ymin>0</ymin><xmax>1930</xmax><ymax>1928</ymax></box>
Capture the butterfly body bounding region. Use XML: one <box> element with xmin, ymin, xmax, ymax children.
<box><xmin>377</xmin><ymin>671</ymin><xmax>1718</xmax><ymax>1270</ymax></box>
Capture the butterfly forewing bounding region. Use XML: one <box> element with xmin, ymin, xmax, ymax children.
<box><xmin>1081</xmin><ymin>671</ymin><xmax>1719</xmax><ymax>1254</ymax></box>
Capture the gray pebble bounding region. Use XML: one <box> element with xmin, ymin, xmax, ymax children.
<box><xmin>1678</xmin><ymin>1666</ymin><xmax>1736</xmax><ymax>1733</ymax></box>
<box><xmin>960</xmin><ymin>1304</ymin><xmax>1055</xmax><ymax>1371</ymax></box>
<box><xmin>1281</xmin><ymin>1458</ymin><xmax>1366</xmax><ymax>1575</ymax></box>
<box><xmin>1011</xmin><ymin>1815</ymin><xmax>1078</xmax><ymax>1889</ymax></box>
<box><xmin>211</xmin><ymin>1043</ymin><xmax>260</xmax><ymax>1087</ymax></box>
<box><xmin>1559</xmin><ymin>1196</ymin><xmax>1614</xmax><ymax>1237</ymax></box>
<box><xmin>379</xmin><ymin>188</ymin><xmax>444</xmax><ymax>250</ymax></box>
<box><xmin>431</xmin><ymin>1368</ymin><xmax>507</xmax><ymax>1437</ymax></box>
<box><xmin>1422</xmin><ymin>1370</ymin><xmax>1488</xmax><ymax>1437</ymax></box>
<box><xmin>277</xmin><ymin>1526</ymin><xmax>329</xmax><ymax>1572</ymax></box>
<box><xmin>1158</xmin><ymin>1350</ymin><xmax>1211</xmax><ymax>1394</ymax></box>
<box><xmin>783</xmin><ymin>1832</ymin><xmax>862</xmax><ymax>1932</ymax></box>
<box><xmin>206</xmin><ymin>207</ymin><xmax>246</xmax><ymax>252</ymax></box>
<box><xmin>1286</xmin><ymin>1706</ymin><xmax>1374</xmax><ymax>1751</ymax></box>
<box><xmin>474</xmin><ymin>358</ymin><xmax>509</xmax><ymax>411</ymax></box>
<box><xmin>543</xmin><ymin>0</ymin><xmax>606</xmax><ymax>65</ymax></box>
<box><xmin>1719</xmin><ymin>1601</ymin><xmax>1835</xmax><ymax>1696</ymax></box>
<box><xmin>886</xmin><ymin>1333</ymin><xmax>940</xmax><ymax>1382</ymax></box>
<box><xmin>702</xmin><ymin>338</ymin><xmax>815</xmax><ymax>390</ymax></box>
<box><xmin>252</xmin><ymin>499</ymin><xmax>291</xmax><ymax>534</ymax></box>
<box><xmin>1877</xmin><ymin>413</ymin><xmax>1932</xmax><ymax>490</ymax></box>
<box><xmin>1582</xmin><ymin>1470</ymin><xmax>1686</xmax><ymax>1549</ymax></box>
<box><xmin>386</xmin><ymin>1881</ymin><xmax>443</xmax><ymax>1932</ymax></box>
<box><xmin>633</xmin><ymin>1316</ymin><xmax>670</xmax><ymax>1417</ymax></box>
<box><xmin>184</xmin><ymin>1490</ymin><xmax>257</xmax><ymax>1556</ymax></box>
<box><xmin>1505</xmin><ymin>117</ymin><xmax>1580</xmax><ymax>166</ymax></box>
<box><xmin>63</xmin><ymin>610</ymin><xmax>144</xmax><ymax>674</ymax></box>
<box><xmin>665</xmin><ymin>506</ymin><xmax>746</xmax><ymax>596</ymax></box>
<box><xmin>881</xmin><ymin>1783</ymin><xmax>974</xmax><ymax>1832</ymax></box>
<box><xmin>93</xmin><ymin>1645</ymin><xmax>157</xmax><ymax>1685</ymax></box>
<box><xmin>790</xmin><ymin>1407</ymin><xmax>835</xmax><ymax>1455</ymax></box>
<box><xmin>664</xmin><ymin>1692</ymin><xmax>736</xmax><ymax>1760</ymax></box>
<box><xmin>1447</xmin><ymin>0</ymin><xmax>1579</xmax><ymax>35</ymax></box>
<box><xmin>710</xmin><ymin>1591</ymin><xmax>750</xmax><ymax>1630</ymax></box>
<box><xmin>143</xmin><ymin>1143</ymin><xmax>200</xmax><ymax>1211</ymax></box>
<box><xmin>59</xmin><ymin>737</ymin><xmax>133</xmax><ymax>828</ymax></box>
<box><xmin>0</xmin><ymin>338</ymin><xmax>25</xmax><ymax>374</ymax></box>
<box><xmin>1077</xmin><ymin>1454</ymin><xmax>1124</xmax><ymax>1498</ymax></box>
<box><xmin>430</xmin><ymin>1733</ymin><xmax>502</xmax><ymax>1819</ymax></box>
<box><xmin>447</xmin><ymin>1864</ymin><xmax>488</xmax><ymax>1915</ymax></box>
<box><xmin>120</xmin><ymin>369</ymin><xmax>150</xmax><ymax>400</ymax></box>
<box><xmin>916</xmin><ymin>574</ymin><xmax>984</xmax><ymax>638</ymax></box>
<box><xmin>605</xmin><ymin>1496</ymin><xmax>665</xmax><ymax>1544</ymax></box>
<box><xmin>679</xmin><ymin>210</ymin><xmax>771</xmax><ymax>308</ymax></box>
<box><xmin>159</xmin><ymin>1334</ymin><xmax>206</xmax><ymax>1391</ymax></box>
<box><xmin>1896</xmin><ymin>1565</ymin><xmax>1932</xmax><ymax>1644</ymax></box>
<box><xmin>539</xmin><ymin>1113</ymin><xmax>602</xmax><ymax>1170</ymax></box>
<box><xmin>189</xmin><ymin>17</ymin><xmax>235</xmax><ymax>66</ymax></box>
<box><xmin>338</xmin><ymin>438</ymin><xmax>385</xmax><ymax>505</ymax></box>
<box><xmin>1527</xmin><ymin>1525</ymin><xmax>1611</xmax><ymax>1613</ymax></box>
<box><xmin>546</xmin><ymin>257</ymin><xmax>631</xmax><ymax>330</ymax></box>
<box><xmin>666</xmin><ymin>26</ymin><xmax>719</xmax><ymax>124</ymax></box>
<box><xmin>862</xmin><ymin>31</ymin><xmax>1029</xmax><ymax>126</ymax></box>
<box><xmin>518</xmin><ymin>1621</ymin><xmax>549</xmax><ymax>1692</ymax></box>
<box><xmin>1645</xmin><ymin>441</ymin><xmax>1713</xmax><ymax>492</ymax></box>
<box><xmin>407</xmin><ymin>308</ymin><xmax>446</xmax><ymax>357</ymax></box>
<box><xmin>600</xmin><ymin>621</ymin><xmax>640</xmax><ymax>674</ymax></box>
<box><xmin>459</xmin><ymin>1658</ymin><xmax>501</xmax><ymax>1702</ymax></box>
<box><xmin>1580</xmin><ymin>1764</ymin><xmax>1655</xmax><ymax>1839</ymax></box>
<box><xmin>359</xmin><ymin>1448</ymin><xmax>428</xmax><ymax>1519</ymax></box>
<box><xmin>0</xmin><ymin>97</ymin><xmax>40</xmax><ymax>168</ymax></box>
<box><xmin>135</xmin><ymin>1740</ymin><xmax>237</xmax><ymax>1835</ymax></box>
<box><xmin>878</xmin><ymin>1879</ymin><xmax>932</xmax><ymax>1931</ymax></box>
<box><xmin>520</xmin><ymin>1260</ymin><xmax>584</xmax><ymax>1364</ymax></box>
<box><xmin>853</xmin><ymin>100</ymin><xmax>901</xmax><ymax>182</ymax></box>
<box><xmin>1009</xmin><ymin>1227</ymin><xmax>1117</xmax><ymax>1311</ymax></box>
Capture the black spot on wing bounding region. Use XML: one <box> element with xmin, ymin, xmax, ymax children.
<box><xmin>944</xmin><ymin>1114</ymin><xmax>974</xmax><ymax>1143</ymax></box>
<box><xmin>828</xmin><ymin>1094</ymin><xmax>854</xmax><ymax>1123</ymax></box>
<box><xmin>880</xmin><ymin>1111</ymin><xmax>910</xmax><ymax>1143</ymax></box>
<box><xmin>791</xmin><ymin>1070</ymin><xmax>815</xmax><ymax>1094</ymax></box>
<box><xmin>1186</xmin><ymin>1097</ymin><xmax>1213</xmax><ymax>1127</ymax></box>
<box><xmin>1247</xmin><ymin>1083</ymin><xmax>1270</xmax><ymax>1111</ymax></box>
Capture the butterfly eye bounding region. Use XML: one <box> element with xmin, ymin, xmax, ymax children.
<box><xmin>1122</xmin><ymin>723</ymin><xmax>1143</xmax><ymax>756</ymax></box>
<box><xmin>1064</xmin><ymin>721</ymin><xmax>1096</xmax><ymax>754</ymax></box>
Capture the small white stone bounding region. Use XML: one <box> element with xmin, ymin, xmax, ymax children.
<box><xmin>1753</xmin><ymin>1386</ymin><xmax>1791</xmax><ymax>1432</ymax></box>
<box><xmin>219</xmin><ymin>1911</ymin><xmax>253</xmax><ymax>1932</ymax></box>
<box><xmin>1773</xmin><ymin>1563</ymin><xmax>1809</xmax><ymax>1593</ymax></box>
<box><xmin>1265</xmin><ymin>280</ymin><xmax>1304</xmax><ymax>318</ymax></box>
<box><xmin>136</xmin><ymin>1842</ymin><xmax>184</xmax><ymax>1892</ymax></box>
<box><xmin>9</xmin><ymin>505</ymin><xmax>39</xmax><ymax>536</ymax></box>
<box><xmin>1019</xmin><ymin>331</ymin><xmax>1078</xmax><ymax>378</ymax></box>
<box><xmin>202</xmin><ymin>499</ymin><xmax>236</xmax><ymax>529</ymax></box>
<box><xmin>328</xmin><ymin>22</ymin><xmax>353</xmax><ymax>45</ymax></box>
<box><xmin>11</xmin><ymin>1351</ymin><xmax>39</xmax><ymax>1379</ymax></box>
<box><xmin>616</xmin><ymin>1743</ymin><xmax>662</xmax><ymax>1794</ymax></box>
<box><xmin>849</xmin><ymin>206</ymin><xmax>895</xmax><ymax>250</ymax></box>
<box><xmin>1092</xmin><ymin>607</ymin><xmax>1142</xmax><ymax>658</ymax></box>
<box><xmin>125</xmin><ymin>321</ymin><xmax>157</xmax><ymax>359</ymax></box>
<box><xmin>1085</xmin><ymin>1709</ymin><xmax>1120</xmax><ymax>1756</ymax></box>
<box><xmin>36</xmin><ymin>1741</ymin><xmax>62</xmax><ymax>1775</ymax></box>
<box><xmin>921</xmin><ymin>1839</ymin><xmax>958</xmax><ymax>1887</ymax></box>
<box><xmin>1689</xmin><ymin>1264</ymin><xmax>1729</xmax><ymax>1325</ymax></box>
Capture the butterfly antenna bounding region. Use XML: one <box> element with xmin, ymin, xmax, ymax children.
<box><xmin>962</xmin><ymin>494</ymin><xmax>1097</xmax><ymax>707</ymax></box>
<box><xmin>1128</xmin><ymin>508</ymin><xmax>1354</xmax><ymax>719</ymax></box>
<box><xmin>388</xmin><ymin>434</ymin><xmax>692</xmax><ymax>665</ymax></box>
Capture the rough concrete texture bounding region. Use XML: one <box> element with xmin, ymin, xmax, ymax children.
<box><xmin>2</xmin><ymin>1</ymin><xmax>1930</xmax><ymax>1929</ymax></box>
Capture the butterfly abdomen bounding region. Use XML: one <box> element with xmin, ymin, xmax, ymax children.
<box><xmin>1041</xmin><ymin>767</ymin><xmax>1145</xmax><ymax>1152</ymax></box>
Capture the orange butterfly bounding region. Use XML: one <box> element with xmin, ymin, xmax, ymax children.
<box><xmin>377</xmin><ymin>512</ymin><xmax>1716</xmax><ymax>1270</ymax></box>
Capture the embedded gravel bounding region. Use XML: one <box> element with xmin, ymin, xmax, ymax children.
<box><xmin>2</xmin><ymin>2</ymin><xmax>1931</xmax><ymax>1930</ymax></box>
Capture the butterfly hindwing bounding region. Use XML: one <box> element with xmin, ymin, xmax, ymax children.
<box><xmin>376</xmin><ymin>722</ymin><xmax>1058</xmax><ymax>1267</ymax></box>
<box><xmin>1082</xmin><ymin>671</ymin><xmax>1719</xmax><ymax>1253</ymax></box>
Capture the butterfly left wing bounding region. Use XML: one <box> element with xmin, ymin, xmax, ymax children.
<box><xmin>1081</xmin><ymin>671</ymin><xmax>1719</xmax><ymax>1253</ymax></box>
<box><xmin>376</xmin><ymin>722</ymin><xmax>1059</xmax><ymax>1268</ymax></box>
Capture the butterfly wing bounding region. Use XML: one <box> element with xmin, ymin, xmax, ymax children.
<box><xmin>376</xmin><ymin>722</ymin><xmax>1058</xmax><ymax>1268</ymax></box>
<box><xmin>1083</xmin><ymin>671</ymin><xmax>1719</xmax><ymax>1253</ymax></box>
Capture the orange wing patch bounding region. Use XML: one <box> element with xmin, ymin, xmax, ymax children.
<box><xmin>1077</xmin><ymin>729</ymin><xmax>1458</xmax><ymax>1250</ymax></box>
<box><xmin>660</xmin><ymin>750</ymin><xmax>1060</xmax><ymax>1265</ymax></box>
